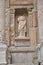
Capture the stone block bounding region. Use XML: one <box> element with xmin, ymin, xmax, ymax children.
<box><xmin>29</xmin><ymin>27</ymin><xmax>37</xmax><ymax>46</ymax></box>
<box><xmin>11</xmin><ymin>52</ymin><xmax>34</xmax><ymax>64</ymax></box>
<box><xmin>0</xmin><ymin>43</ymin><xmax>7</xmax><ymax>64</ymax></box>
<box><xmin>10</xmin><ymin>0</ymin><xmax>34</xmax><ymax>5</ymax></box>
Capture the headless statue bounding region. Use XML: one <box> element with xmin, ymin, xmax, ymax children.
<box><xmin>17</xmin><ymin>16</ymin><xmax>26</xmax><ymax>38</ymax></box>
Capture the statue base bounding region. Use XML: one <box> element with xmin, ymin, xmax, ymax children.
<box><xmin>15</xmin><ymin>37</ymin><xmax>30</xmax><ymax>41</ymax></box>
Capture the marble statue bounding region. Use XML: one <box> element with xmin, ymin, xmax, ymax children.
<box><xmin>17</xmin><ymin>15</ymin><xmax>26</xmax><ymax>37</ymax></box>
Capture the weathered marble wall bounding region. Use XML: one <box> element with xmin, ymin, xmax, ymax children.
<box><xmin>37</xmin><ymin>0</ymin><xmax>43</xmax><ymax>63</ymax></box>
<box><xmin>12</xmin><ymin>53</ymin><xmax>34</xmax><ymax>64</ymax></box>
<box><xmin>3</xmin><ymin>0</ymin><xmax>43</xmax><ymax>65</ymax></box>
<box><xmin>5</xmin><ymin>8</ymin><xmax>10</xmax><ymax>46</ymax></box>
<box><xmin>37</xmin><ymin>0</ymin><xmax>43</xmax><ymax>42</ymax></box>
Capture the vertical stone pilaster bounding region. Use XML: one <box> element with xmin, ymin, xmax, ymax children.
<box><xmin>28</xmin><ymin>10</ymin><xmax>33</xmax><ymax>27</ymax></box>
<box><xmin>0</xmin><ymin>0</ymin><xmax>5</xmax><ymax>43</ymax></box>
<box><xmin>5</xmin><ymin>8</ymin><xmax>10</xmax><ymax>46</ymax></box>
<box><xmin>29</xmin><ymin>27</ymin><xmax>37</xmax><ymax>46</ymax></box>
<box><xmin>32</xmin><ymin>9</ymin><xmax>38</xmax><ymax>27</ymax></box>
<box><xmin>0</xmin><ymin>0</ymin><xmax>7</xmax><ymax>64</ymax></box>
<box><xmin>32</xmin><ymin>0</ymin><xmax>38</xmax><ymax>27</ymax></box>
<box><xmin>27</xmin><ymin>10</ymin><xmax>33</xmax><ymax>37</ymax></box>
<box><xmin>10</xmin><ymin>9</ymin><xmax>15</xmax><ymax>45</ymax></box>
<box><xmin>32</xmin><ymin>9</ymin><xmax>38</xmax><ymax>45</ymax></box>
<box><xmin>32</xmin><ymin>1</ymin><xmax>38</xmax><ymax>65</ymax></box>
<box><xmin>28</xmin><ymin>10</ymin><xmax>36</xmax><ymax>46</ymax></box>
<box><xmin>28</xmin><ymin>10</ymin><xmax>37</xmax><ymax>46</ymax></box>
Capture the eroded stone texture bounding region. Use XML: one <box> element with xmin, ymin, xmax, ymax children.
<box><xmin>10</xmin><ymin>0</ymin><xmax>34</xmax><ymax>5</ymax></box>
<box><xmin>37</xmin><ymin>0</ymin><xmax>43</xmax><ymax>62</ymax></box>
<box><xmin>12</xmin><ymin>53</ymin><xmax>34</xmax><ymax>64</ymax></box>
<box><xmin>0</xmin><ymin>43</ymin><xmax>7</xmax><ymax>64</ymax></box>
<box><xmin>5</xmin><ymin>8</ymin><xmax>10</xmax><ymax>46</ymax></box>
<box><xmin>29</xmin><ymin>27</ymin><xmax>37</xmax><ymax>46</ymax></box>
<box><xmin>0</xmin><ymin>0</ymin><xmax>42</xmax><ymax>65</ymax></box>
<box><xmin>0</xmin><ymin>0</ymin><xmax>5</xmax><ymax>43</ymax></box>
<box><xmin>0</xmin><ymin>0</ymin><xmax>7</xmax><ymax>64</ymax></box>
<box><xmin>37</xmin><ymin>0</ymin><xmax>43</xmax><ymax>42</ymax></box>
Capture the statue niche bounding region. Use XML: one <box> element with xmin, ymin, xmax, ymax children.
<box><xmin>15</xmin><ymin>8</ymin><xmax>28</xmax><ymax>38</ymax></box>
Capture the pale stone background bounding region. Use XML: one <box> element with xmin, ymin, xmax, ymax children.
<box><xmin>37</xmin><ymin>0</ymin><xmax>43</xmax><ymax>63</ymax></box>
<box><xmin>0</xmin><ymin>0</ymin><xmax>43</xmax><ymax>65</ymax></box>
<box><xmin>12</xmin><ymin>53</ymin><xmax>33</xmax><ymax>64</ymax></box>
<box><xmin>37</xmin><ymin>0</ymin><xmax>43</xmax><ymax>41</ymax></box>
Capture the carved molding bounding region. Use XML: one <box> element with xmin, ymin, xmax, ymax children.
<box><xmin>9</xmin><ymin>0</ymin><xmax>34</xmax><ymax>6</ymax></box>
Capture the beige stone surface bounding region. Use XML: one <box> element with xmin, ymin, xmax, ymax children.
<box><xmin>5</xmin><ymin>8</ymin><xmax>10</xmax><ymax>46</ymax></box>
<box><xmin>37</xmin><ymin>0</ymin><xmax>43</xmax><ymax>41</ymax></box>
<box><xmin>29</xmin><ymin>27</ymin><xmax>37</xmax><ymax>46</ymax></box>
<box><xmin>32</xmin><ymin>12</ymin><xmax>38</xmax><ymax>27</ymax></box>
<box><xmin>37</xmin><ymin>0</ymin><xmax>43</xmax><ymax>62</ymax></box>
<box><xmin>1</xmin><ymin>0</ymin><xmax>43</xmax><ymax>65</ymax></box>
<box><xmin>10</xmin><ymin>0</ymin><xmax>34</xmax><ymax>5</ymax></box>
<box><xmin>28</xmin><ymin>11</ymin><xmax>33</xmax><ymax>27</ymax></box>
<box><xmin>5</xmin><ymin>0</ymin><xmax>9</xmax><ymax>8</ymax></box>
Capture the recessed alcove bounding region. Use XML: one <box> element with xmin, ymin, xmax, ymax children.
<box><xmin>15</xmin><ymin>8</ymin><xmax>28</xmax><ymax>16</ymax></box>
<box><xmin>14</xmin><ymin>8</ymin><xmax>30</xmax><ymax>41</ymax></box>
